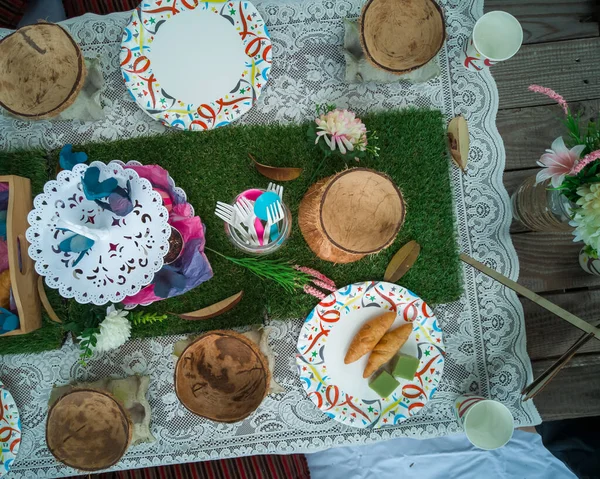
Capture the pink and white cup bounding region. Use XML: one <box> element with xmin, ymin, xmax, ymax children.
<box><xmin>461</xmin><ymin>11</ymin><xmax>523</xmax><ymax>71</ymax></box>
<box><xmin>455</xmin><ymin>394</ymin><xmax>514</xmax><ymax>450</ymax></box>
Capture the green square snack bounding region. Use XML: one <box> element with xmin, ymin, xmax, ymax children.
<box><xmin>369</xmin><ymin>371</ymin><xmax>400</xmax><ymax>398</ymax></box>
<box><xmin>392</xmin><ymin>353</ymin><xmax>420</xmax><ymax>380</ymax></box>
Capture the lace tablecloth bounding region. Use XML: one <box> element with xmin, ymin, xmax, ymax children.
<box><xmin>0</xmin><ymin>1</ymin><xmax>541</xmax><ymax>477</ymax></box>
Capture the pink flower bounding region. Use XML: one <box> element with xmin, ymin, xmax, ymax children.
<box><xmin>528</xmin><ymin>85</ymin><xmax>569</xmax><ymax>115</ymax></box>
<box><xmin>311</xmin><ymin>279</ymin><xmax>337</xmax><ymax>292</ymax></box>
<box><xmin>293</xmin><ymin>265</ymin><xmax>336</xmax><ymax>289</ymax></box>
<box><xmin>315</xmin><ymin>109</ymin><xmax>367</xmax><ymax>154</ymax></box>
<box><xmin>536</xmin><ymin>137</ymin><xmax>585</xmax><ymax>187</ymax></box>
<box><xmin>303</xmin><ymin>284</ymin><xmax>326</xmax><ymax>300</ymax></box>
<box><xmin>570</xmin><ymin>150</ymin><xmax>600</xmax><ymax>175</ymax></box>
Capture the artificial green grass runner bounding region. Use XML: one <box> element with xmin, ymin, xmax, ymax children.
<box><xmin>0</xmin><ymin>109</ymin><xmax>461</xmax><ymax>355</ymax></box>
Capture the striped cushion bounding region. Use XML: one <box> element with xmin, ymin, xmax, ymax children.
<box><xmin>91</xmin><ymin>454</ymin><xmax>311</xmax><ymax>478</ymax></box>
<box><xmin>62</xmin><ymin>0</ymin><xmax>139</xmax><ymax>18</ymax></box>
<box><xmin>0</xmin><ymin>0</ymin><xmax>29</xmax><ymax>29</ymax></box>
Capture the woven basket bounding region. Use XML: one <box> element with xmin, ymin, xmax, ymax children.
<box><xmin>175</xmin><ymin>330</ymin><xmax>270</xmax><ymax>423</ymax></box>
<box><xmin>359</xmin><ymin>0</ymin><xmax>445</xmax><ymax>75</ymax></box>
<box><xmin>298</xmin><ymin>168</ymin><xmax>406</xmax><ymax>264</ymax></box>
<box><xmin>0</xmin><ymin>22</ymin><xmax>86</xmax><ymax>120</ymax></box>
<box><xmin>46</xmin><ymin>388</ymin><xmax>132</xmax><ymax>471</ymax></box>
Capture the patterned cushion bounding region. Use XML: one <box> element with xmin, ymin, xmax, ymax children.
<box><xmin>62</xmin><ymin>0</ymin><xmax>139</xmax><ymax>18</ymax></box>
<box><xmin>0</xmin><ymin>0</ymin><xmax>29</xmax><ymax>29</ymax></box>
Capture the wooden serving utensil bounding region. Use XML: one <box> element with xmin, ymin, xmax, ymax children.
<box><xmin>460</xmin><ymin>253</ymin><xmax>600</xmax><ymax>400</ymax></box>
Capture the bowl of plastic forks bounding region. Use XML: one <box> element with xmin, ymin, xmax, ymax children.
<box><xmin>214</xmin><ymin>183</ymin><xmax>292</xmax><ymax>255</ymax></box>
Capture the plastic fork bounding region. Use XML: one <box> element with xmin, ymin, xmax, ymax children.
<box><xmin>234</xmin><ymin>197</ymin><xmax>260</xmax><ymax>244</ymax></box>
<box><xmin>214</xmin><ymin>202</ymin><xmax>252</xmax><ymax>244</ymax></box>
<box><xmin>264</xmin><ymin>200</ymin><xmax>284</xmax><ymax>244</ymax></box>
<box><xmin>267</xmin><ymin>182</ymin><xmax>283</xmax><ymax>200</ymax></box>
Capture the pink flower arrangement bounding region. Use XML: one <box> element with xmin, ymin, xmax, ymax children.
<box><xmin>315</xmin><ymin>109</ymin><xmax>368</xmax><ymax>154</ymax></box>
<box><xmin>528</xmin><ymin>84</ymin><xmax>569</xmax><ymax>115</ymax></box>
<box><xmin>535</xmin><ymin>137</ymin><xmax>585</xmax><ymax>187</ymax></box>
<box><xmin>310</xmin><ymin>105</ymin><xmax>379</xmax><ymax>159</ymax></box>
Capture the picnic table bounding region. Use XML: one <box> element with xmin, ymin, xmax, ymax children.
<box><xmin>490</xmin><ymin>0</ymin><xmax>600</xmax><ymax>421</ymax></box>
<box><xmin>1</xmin><ymin>0</ymin><xmax>598</xmax><ymax>477</ymax></box>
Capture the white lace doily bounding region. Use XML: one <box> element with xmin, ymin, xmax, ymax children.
<box><xmin>26</xmin><ymin>161</ymin><xmax>171</xmax><ymax>305</ymax></box>
<box><xmin>0</xmin><ymin>1</ymin><xmax>541</xmax><ymax>477</ymax></box>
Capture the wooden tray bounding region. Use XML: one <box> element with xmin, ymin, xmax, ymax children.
<box><xmin>0</xmin><ymin>175</ymin><xmax>42</xmax><ymax>336</ymax></box>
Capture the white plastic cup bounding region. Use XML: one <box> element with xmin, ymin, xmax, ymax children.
<box><xmin>461</xmin><ymin>11</ymin><xmax>523</xmax><ymax>71</ymax></box>
<box><xmin>454</xmin><ymin>395</ymin><xmax>514</xmax><ymax>450</ymax></box>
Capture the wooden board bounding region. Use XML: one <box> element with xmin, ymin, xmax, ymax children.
<box><xmin>485</xmin><ymin>0</ymin><xmax>599</xmax><ymax>44</ymax></box>
<box><xmin>498</xmin><ymin>100</ymin><xmax>600</xmax><ymax>171</ymax></box>
<box><xmin>512</xmin><ymin>233</ymin><xmax>600</xmax><ymax>292</ymax></box>
<box><xmin>522</xmin><ymin>290</ymin><xmax>600</xmax><ymax>361</ymax></box>
<box><xmin>532</xmin><ymin>354</ymin><xmax>600</xmax><ymax>421</ymax></box>
<box><xmin>494</xmin><ymin>38</ymin><xmax>600</xmax><ymax>110</ymax></box>
<box><xmin>0</xmin><ymin>175</ymin><xmax>42</xmax><ymax>336</ymax></box>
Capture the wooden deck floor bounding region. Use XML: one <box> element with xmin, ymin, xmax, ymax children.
<box><xmin>487</xmin><ymin>0</ymin><xmax>600</xmax><ymax>420</ymax></box>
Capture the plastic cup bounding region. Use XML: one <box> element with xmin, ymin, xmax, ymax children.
<box><xmin>454</xmin><ymin>395</ymin><xmax>514</xmax><ymax>450</ymax></box>
<box><xmin>461</xmin><ymin>11</ymin><xmax>523</xmax><ymax>71</ymax></box>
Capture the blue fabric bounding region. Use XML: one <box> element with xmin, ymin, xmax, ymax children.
<box><xmin>306</xmin><ymin>430</ymin><xmax>576</xmax><ymax>479</ymax></box>
<box><xmin>19</xmin><ymin>0</ymin><xmax>66</xmax><ymax>26</ymax></box>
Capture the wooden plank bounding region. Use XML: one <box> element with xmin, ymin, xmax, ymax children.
<box><xmin>522</xmin><ymin>290</ymin><xmax>600</xmax><ymax>361</ymax></box>
<box><xmin>485</xmin><ymin>0</ymin><xmax>599</xmax><ymax>44</ymax></box>
<box><xmin>498</xmin><ymin>100</ymin><xmax>600</xmax><ymax>171</ymax></box>
<box><xmin>512</xmin><ymin>232</ymin><xmax>600</xmax><ymax>292</ymax></box>
<box><xmin>494</xmin><ymin>38</ymin><xmax>600</xmax><ymax>110</ymax></box>
<box><xmin>531</xmin><ymin>354</ymin><xmax>600</xmax><ymax>420</ymax></box>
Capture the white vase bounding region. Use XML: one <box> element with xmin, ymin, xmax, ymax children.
<box><xmin>579</xmin><ymin>248</ymin><xmax>600</xmax><ymax>276</ymax></box>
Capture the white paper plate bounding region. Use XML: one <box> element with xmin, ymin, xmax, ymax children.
<box><xmin>297</xmin><ymin>281</ymin><xmax>445</xmax><ymax>428</ymax></box>
<box><xmin>0</xmin><ymin>380</ymin><xmax>21</xmax><ymax>477</ymax></box>
<box><xmin>120</xmin><ymin>0</ymin><xmax>272</xmax><ymax>130</ymax></box>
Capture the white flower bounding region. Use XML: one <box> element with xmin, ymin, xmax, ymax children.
<box><xmin>315</xmin><ymin>109</ymin><xmax>367</xmax><ymax>154</ymax></box>
<box><xmin>94</xmin><ymin>305</ymin><xmax>132</xmax><ymax>353</ymax></box>
<box><xmin>570</xmin><ymin>182</ymin><xmax>600</xmax><ymax>253</ymax></box>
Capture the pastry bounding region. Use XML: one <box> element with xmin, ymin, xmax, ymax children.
<box><xmin>363</xmin><ymin>323</ymin><xmax>413</xmax><ymax>378</ymax></box>
<box><xmin>344</xmin><ymin>311</ymin><xmax>395</xmax><ymax>364</ymax></box>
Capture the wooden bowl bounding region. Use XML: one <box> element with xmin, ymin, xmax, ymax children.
<box><xmin>46</xmin><ymin>389</ymin><xmax>132</xmax><ymax>471</ymax></box>
<box><xmin>359</xmin><ymin>0</ymin><xmax>445</xmax><ymax>74</ymax></box>
<box><xmin>175</xmin><ymin>330</ymin><xmax>270</xmax><ymax>423</ymax></box>
<box><xmin>0</xmin><ymin>22</ymin><xmax>86</xmax><ymax>119</ymax></box>
<box><xmin>298</xmin><ymin>168</ymin><xmax>405</xmax><ymax>263</ymax></box>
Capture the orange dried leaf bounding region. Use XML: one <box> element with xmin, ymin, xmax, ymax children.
<box><xmin>175</xmin><ymin>291</ymin><xmax>243</xmax><ymax>320</ymax></box>
<box><xmin>250</xmin><ymin>154</ymin><xmax>302</xmax><ymax>181</ymax></box>
<box><xmin>384</xmin><ymin>241</ymin><xmax>421</xmax><ymax>282</ymax></box>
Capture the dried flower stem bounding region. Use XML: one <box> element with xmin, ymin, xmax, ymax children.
<box><xmin>528</xmin><ymin>84</ymin><xmax>569</xmax><ymax>115</ymax></box>
<box><xmin>570</xmin><ymin>150</ymin><xmax>600</xmax><ymax>175</ymax></box>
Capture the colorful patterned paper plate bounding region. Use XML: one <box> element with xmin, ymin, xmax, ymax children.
<box><xmin>296</xmin><ymin>281</ymin><xmax>444</xmax><ymax>429</ymax></box>
<box><xmin>0</xmin><ymin>380</ymin><xmax>21</xmax><ymax>477</ymax></box>
<box><xmin>120</xmin><ymin>0</ymin><xmax>272</xmax><ymax>130</ymax></box>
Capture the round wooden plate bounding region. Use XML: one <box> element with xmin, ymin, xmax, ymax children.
<box><xmin>0</xmin><ymin>23</ymin><xmax>86</xmax><ymax>119</ymax></box>
<box><xmin>359</xmin><ymin>0</ymin><xmax>445</xmax><ymax>74</ymax></box>
<box><xmin>46</xmin><ymin>389</ymin><xmax>132</xmax><ymax>471</ymax></box>
<box><xmin>299</xmin><ymin>168</ymin><xmax>405</xmax><ymax>263</ymax></box>
<box><xmin>175</xmin><ymin>330</ymin><xmax>270</xmax><ymax>423</ymax></box>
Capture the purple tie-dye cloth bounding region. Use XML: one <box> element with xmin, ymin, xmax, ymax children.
<box><xmin>121</xmin><ymin>164</ymin><xmax>213</xmax><ymax>306</ymax></box>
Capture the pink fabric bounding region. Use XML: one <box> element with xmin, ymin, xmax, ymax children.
<box><xmin>121</xmin><ymin>164</ymin><xmax>212</xmax><ymax>306</ymax></box>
